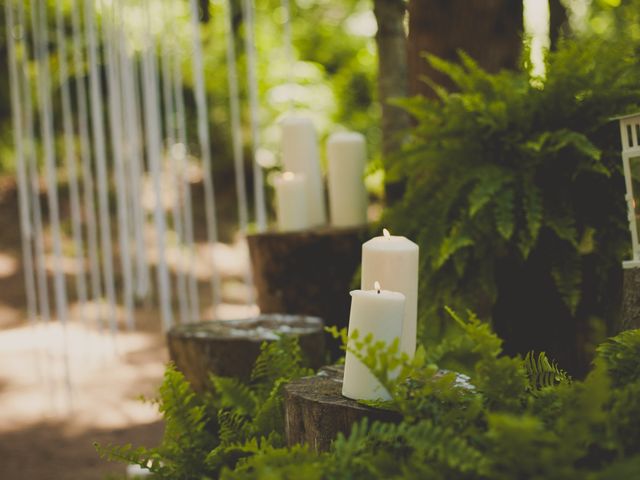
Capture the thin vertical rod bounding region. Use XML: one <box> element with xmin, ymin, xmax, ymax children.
<box><xmin>54</xmin><ymin>0</ymin><xmax>89</xmax><ymax>317</ymax></box>
<box><xmin>5</xmin><ymin>0</ymin><xmax>38</xmax><ymax>326</ymax></box>
<box><xmin>242</xmin><ymin>0</ymin><xmax>267</xmax><ymax>232</ymax></box>
<box><xmin>18</xmin><ymin>0</ymin><xmax>50</xmax><ymax>328</ymax></box>
<box><xmin>188</xmin><ymin>0</ymin><xmax>222</xmax><ymax>308</ymax></box>
<box><xmin>160</xmin><ymin>15</ymin><xmax>188</xmax><ymax>324</ymax></box>
<box><xmin>84</xmin><ymin>0</ymin><xmax>119</xmax><ymax>338</ymax></box>
<box><xmin>225</xmin><ymin>0</ymin><xmax>249</xmax><ymax>233</ymax></box>
<box><xmin>119</xmin><ymin>37</ymin><xmax>150</xmax><ymax>301</ymax></box>
<box><xmin>142</xmin><ymin>0</ymin><xmax>173</xmax><ymax>330</ymax></box>
<box><xmin>224</xmin><ymin>0</ymin><xmax>254</xmax><ymax>303</ymax></box>
<box><xmin>32</xmin><ymin>0</ymin><xmax>69</xmax><ymax>325</ymax></box>
<box><xmin>32</xmin><ymin>0</ymin><xmax>73</xmax><ymax>407</ymax></box>
<box><xmin>173</xmin><ymin>54</ymin><xmax>200</xmax><ymax>322</ymax></box>
<box><xmin>102</xmin><ymin>0</ymin><xmax>135</xmax><ymax>330</ymax></box>
<box><xmin>70</xmin><ymin>0</ymin><xmax>104</xmax><ymax>328</ymax></box>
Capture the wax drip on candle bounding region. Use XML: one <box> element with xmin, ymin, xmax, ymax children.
<box><xmin>375</xmin><ymin>281</ymin><xmax>381</xmax><ymax>294</ymax></box>
<box><xmin>383</xmin><ymin>228</ymin><xmax>391</xmax><ymax>239</ymax></box>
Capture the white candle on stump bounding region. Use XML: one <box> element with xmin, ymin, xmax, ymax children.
<box><xmin>361</xmin><ymin>229</ymin><xmax>419</xmax><ymax>357</ymax></box>
<box><xmin>342</xmin><ymin>281</ymin><xmax>405</xmax><ymax>401</ymax></box>
<box><xmin>327</xmin><ymin>131</ymin><xmax>368</xmax><ymax>228</ymax></box>
<box><xmin>280</xmin><ymin>116</ymin><xmax>327</xmax><ymax>227</ymax></box>
<box><xmin>273</xmin><ymin>172</ymin><xmax>310</xmax><ymax>232</ymax></box>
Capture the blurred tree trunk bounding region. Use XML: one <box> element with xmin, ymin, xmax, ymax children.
<box><xmin>373</xmin><ymin>0</ymin><xmax>411</xmax><ymax>203</ymax></box>
<box><xmin>407</xmin><ymin>0</ymin><xmax>524</xmax><ymax>98</ymax></box>
<box><xmin>549</xmin><ymin>0</ymin><xmax>569</xmax><ymax>50</ymax></box>
<box><xmin>199</xmin><ymin>0</ymin><xmax>211</xmax><ymax>23</ymax></box>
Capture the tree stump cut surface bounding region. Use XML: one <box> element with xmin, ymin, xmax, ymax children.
<box><xmin>621</xmin><ymin>267</ymin><xmax>640</xmax><ymax>332</ymax></box>
<box><xmin>247</xmin><ymin>227</ymin><xmax>367</xmax><ymax>356</ymax></box>
<box><xmin>167</xmin><ymin>315</ymin><xmax>325</xmax><ymax>392</ymax></box>
<box><xmin>284</xmin><ymin>364</ymin><xmax>401</xmax><ymax>452</ymax></box>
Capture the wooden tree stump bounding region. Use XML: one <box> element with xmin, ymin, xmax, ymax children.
<box><xmin>247</xmin><ymin>226</ymin><xmax>367</xmax><ymax>356</ymax></box>
<box><xmin>284</xmin><ymin>364</ymin><xmax>402</xmax><ymax>452</ymax></box>
<box><xmin>621</xmin><ymin>267</ymin><xmax>640</xmax><ymax>331</ymax></box>
<box><xmin>167</xmin><ymin>315</ymin><xmax>325</xmax><ymax>392</ymax></box>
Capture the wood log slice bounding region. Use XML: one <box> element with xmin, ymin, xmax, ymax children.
<box><xmin>621</xmin><ymin>267</ymin><xmax>640</xmax><ymax>332</ymax></box>
<box><xmin>167</xmin><ymin>315</ymin><xmax>325</xmax><ymax>392</ymax></box>
<box><xmin>284</xmin><ymin>364</ymin><xmax>402</xmax><ymax>452</ymax></box>
<box><xmin>247</xmin><ymin>226</ymin><xmax>367</xmax><ymax>357</ymax></box>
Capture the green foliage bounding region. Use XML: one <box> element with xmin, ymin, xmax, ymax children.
<box><xmin>97</xmin><ymin>334</ymin><xmax>313</xmax><ymax>479</ymax></box>
<box><xmin>103</xmin><ymin>309</ymin><xmax>640</xmax><ymax>479</ymax></box>
<box><xmin>596</xmin><ymin>328</ymin><xmax>640</xmax><ymax>387</ymax></box>
<box><xmin>385</xmin><ymin>37</ymin><xmax>640</xmax><ymax>367</ymax></box>
<box><xmin>523</xmin><ymin>352</ymin><xmax>571</xmax><ymax>390</ymax></box>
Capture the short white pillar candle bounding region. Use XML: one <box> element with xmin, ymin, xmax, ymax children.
<box><xmin>361</xmin><ymin>229</ymin><xmax>419</xmax><ymax>357</ymax></box>
<box><xmin>280</xmin><ymin>116</ymin><xmax>327</xmax><ymax>227</ymax></box>
<box><xmin>342</xmin><ymin>282</ymin><xmax>405</xmax><ymax>401</ymax></box>
<box><xmin>273</xmin><ymin>172</ymin><xmax>310</xmax><ymax>232</ymax></box>
<box><xmin>327</xmin><ymin>131</ymin><xmax>368</xmax><ymax>228</ymax></box>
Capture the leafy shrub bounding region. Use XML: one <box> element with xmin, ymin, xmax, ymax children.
<box><xmin>384</xmin><ymin>38</ymin><xmax>640</xmax><ymax>373</ymax></box>
<box><xmin>100</xmin><ymin>312</ymin><xmax>640</xmax><ymax>479</ymax></box>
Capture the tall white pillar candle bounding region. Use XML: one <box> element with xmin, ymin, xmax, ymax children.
<box><xmin>274</xmin><ymin>172</ymin><xmax>310</xmax><ymax>232</ymax></box>
<box><xmin>327</xmin><ymin>132</ymin><xmax>368</xmax><ymax>227</ymax></box>
<box><xmin>361</xmin><ymin>229</ymin><xmax>419</xmax><ymax>356</ymax></box>
<box><xmin>342</xmin><ymin>282</ymin><xmax>405</xmax><ymax>401</ymax></box>
<box><xmin>280</xmin><ymin>116</ymin><xmax>327</xmax><ymax>226</ymax></box>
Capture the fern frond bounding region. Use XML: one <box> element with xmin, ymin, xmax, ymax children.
<box><xmin>550</xmin><ymin>249</ymin><xmax>582</xmax><ymax>313</ymax></box>
<box><xmin>493</xmin><ymin>186</ymin><xmax>515</xmax><ymax>240</ymax></box>
<box><xmin>524</xmin><ymin>352</ymin><xmax>571</xmax><ymax>391</ymax></box>
<box><xmin>468</xmin><ymin>168</ymin><xmax>511</xmax><ymax>217</ymax></box>
<box><xmin>435</xmin><ymin>226</ymin><xmax>474</xmax><ymax>269</ymax></box>
<box><xmin>210</xmin><ymin>375</ymin><xmax>258</xmax><ymax>416</ymax></box>
<box><xmin>596</xmin><ymin>329</ymin><xmax>640</xmax><ymax>388</ymax></box>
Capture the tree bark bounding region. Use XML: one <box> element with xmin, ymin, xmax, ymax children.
<box><xmin>167</xmin><ymin>315</ymin><xmax>326</xmax><ymax>392</ymax></box>
<box><xmin>284</xmin><ymin>365</ymin><xmax>402</xmax><ymax>452</ymax></box>
<box><xmin>373</xmin><ymin>0</ymin><xmax>411</xmax><ymax>203</ymax></box>
<box><xmin>199</xmin><ymin>0</ymin><xmax>211</xmax><ymax>23</ymax></box>
<box><xmin>247</xmin><ymin>227</ymin><xmax>367</xmax><ymax>358</ymax></box>
<box><xmin>620</xmin><ymin>267</ymin><xmax>640</xmax><ymax>332</ymax></box>
<box><xmin>407</xmin><ymin>0</ymin><xmax>524</xmax><ymax>98</ymax></box>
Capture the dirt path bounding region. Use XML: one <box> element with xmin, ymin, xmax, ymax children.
<box><xmin>0</xmin><ymin>177</ymin><xmax>254</xmax><ymax>479</ymax></box>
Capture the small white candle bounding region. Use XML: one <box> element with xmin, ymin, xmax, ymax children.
<box><xmin>327</xmin><ymin>131</ymin><xmax>368</xmax><ymax>228</ymax></box>
<box><xmin>342</xmin><ymin>281</ymin><xmax>405</xmax><ymax>401</ymax></box>
<box><xmin>280</xmin><ymin>116</ymin><xmax>327</xmax><ymax>227</ymax></box>
<box><xmin>361</xmin><ymin>229</ymin><xmax>419</xmax><ymax>357</ymax></box>
<box><xmin>273</xmin><ymin>172</ymin><xmax>310</xmax><ymax>232</ymax></box>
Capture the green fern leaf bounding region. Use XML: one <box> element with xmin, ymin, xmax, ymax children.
<box><xmin>523</xmin><ymin>352</ymin><xmax>571</xmax><ymax>391</ymax></box>
<box><xmin>468</xmin><ymin>168</ymin><xmax>511</xmax><ymax>217</ymax></box>
<box><xmin>523</xmin><ymin>181</ymin><xmax>543</xmax><ymax>239</ymax></box>
<box><xmin>210</xmin><ymin>376</ymin><xmax>258</xmax><ymax>416</ymax></box>
<box><xmin>550</xmin><ymin>251</ymin><xmax>582</xmax><ymax>313</ymax></box>
<box><xmin>493</xmin><ymin>187</ymin><xmax>515</xmax><ymax>240</ymax></box>
<box><xmin>435</xmin><ymin>227</ymin><xmax>474</xmax><ymax>269</ymax></box>
<box><xmin>545</xmin><ymin>210</ymin><xmax>578</xmax><ymax>246</ymax></box>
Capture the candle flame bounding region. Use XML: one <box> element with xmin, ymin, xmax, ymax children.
<box><xmin>282</xmin><ymin>171</ymin><xmax>296</xmax><ymax>181</ymax></box>
<box><xmin>383</xmin><ymin>228</ymin><xmax>391</xmax><ymax>239</ymax></box>
<box><xmin>374</xmin><ymin>281</ymin><xmax>381</xmax><ymax>293</ymax></box>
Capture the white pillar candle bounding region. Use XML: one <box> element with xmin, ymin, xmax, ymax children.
<box><xmin>274</xmin><ymin>172</ymin><xmax>310</xmax><ymax>232</ymax></box>
<box><xmin>342</xmin><ymin>282</ymin><xmax>405</xmax><ymax>401</ymax></box>
<box><xmin>280</xmin><ymin>116</ymin><xmax>327</xmax><ymax>226</ymax></box>
<box><xmin>327</xmin><ymin>131</ymin><xmax>368</xmax><ymax>228</ymax></box>
<box><xmin>361</xmin><ymin>229</ymin><xmax>419</xmax><ymax>357</ymax></box>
